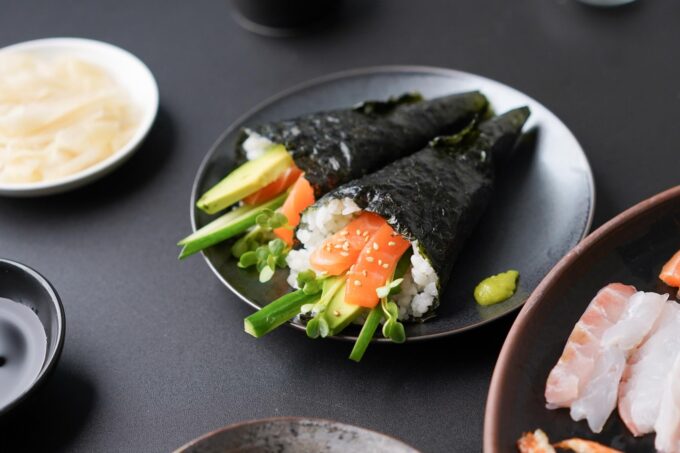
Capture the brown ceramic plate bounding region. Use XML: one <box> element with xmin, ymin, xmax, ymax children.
<box><xmin>174</xmin><ymin>417</ymin><xmax>420</xmax><ymax>453</ymax></box>
<box><xmin>484</xmin><ymin>185</ymin><xmax>680</xmax><ymax>452</ymax></box>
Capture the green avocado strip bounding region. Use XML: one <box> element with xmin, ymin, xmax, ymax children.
<box><xmin>197</xmin><ymin>145</ymin><xmax>292</xmax><ymax>214</ymax></box>
<box><xmin>178</xmin><ymin>192</ymin><xmax>288</xmax><ymax>259</ymax></box>
<box><xmin>349</xmin><ymin>307</ymin><xmax>382</xmax><ymax>362</ymax></box>
<box><xmin>244</xmin><ymin>290</ymin><xmax>320</xmax><ymax>338</ymax></box>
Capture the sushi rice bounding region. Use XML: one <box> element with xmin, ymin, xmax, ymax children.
<box><xmin>287</xmin><ymin>197</ymin><xmax>439</xmax><ymax>321</ymax></box>
<box><xmin>242</xmin><ymin>131</ymin><xmax>276</xmax><ymax>161</ymax></box>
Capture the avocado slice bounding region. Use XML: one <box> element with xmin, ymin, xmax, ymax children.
<box><xmin>197</xmin><ymin>145</ymin><xmax>292</xmax><ymax>214</ymax></box>
<box><xmin>178</xmin><ymin>192</ymin><xmax>288</xmax><ymax>259</ymax></box>
<box><xmin>325</xmin><ymin>283</ymin><xmax>365</xmax><ymax>335</ymax></box>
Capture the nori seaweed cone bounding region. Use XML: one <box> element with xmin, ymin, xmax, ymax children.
<box><xmin>313</xmin><ymin>107</ymin><xmax>530</xmax><ymax>294</ymax></box>
<box><xmin>237</xmin><ymin>91</ymin><xmax>489</xmax><ymax>196</ymax></box>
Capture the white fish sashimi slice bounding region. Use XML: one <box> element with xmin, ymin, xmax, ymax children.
<box><xmin>545</xmin><ymin>283</ymin><xmax>636</xmax><ymax>409</ymax></box>
<box><xmin>655</xmin><ymin>353</ymin><xmax>680</xmax><ymax>453</ymax></box>
<box><xmin>570</xmin><ymin>348</ymin><xmax>627</xmax><ymax>433</ymax></box>
<box><xmin>618</xmin><ymin>302</ymin><xmax>680</xmax><ymax>437</ymax></box>
<box><xmin>601</xmin><ymin>291</ymin><xmax>670</xmax><ymax>350</ymax></box>
<box><xmin>570</xmin><ymin>291</ymin><xmax>667</xmax><ymax>433</ymax></box>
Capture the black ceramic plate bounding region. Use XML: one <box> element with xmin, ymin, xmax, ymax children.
<box><xmin>191</xmin><ymin>66</ymin><xmax>594</xmax><ymax>341</ymax></box>
<box><xmin>174</xmin><ymin>417</ymin><xmax>419</xmax><ymax>453</ymax></box>
<box><xmin>484</xmin><ymin>185</ymin><xmax>680</xmax><ymax>452</ymax></box>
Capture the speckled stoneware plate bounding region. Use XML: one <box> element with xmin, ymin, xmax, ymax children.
<box><xmin>191</xmin><ymin>66</ymin><xmax>594</xmax><ymax>341</ymax></box>
<box><xmin>484</xmin><ymin>185</ymin><xmax>680</xmax><ymax>452</ymax></box>
<box><xmin>174</xmin><ymin>417</ymin><xmax>419</xmax><ymax>453</ymax></box>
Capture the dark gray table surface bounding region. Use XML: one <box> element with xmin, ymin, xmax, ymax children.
<box><xmin>1</xmin><ymin>1</ymin><xmax>678</xmax><ymax>452</ymax></box>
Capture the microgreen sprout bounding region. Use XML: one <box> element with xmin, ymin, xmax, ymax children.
<box><xmin>255</xmin><ymin>209</ymin><xmax>289</xmax><ymax>230</ymax></box>
<box><xmin>380</xmin><ymin>297</ymin><xmax>406</xmax><ymax>343</ymax></box>
<box><xmin>237</xmin><ymin>238</ymin><xmax>289</xmax><ymax>283</ymax></box>
<box><xmin>232</xmin><ymin>209</ymin><xmax>291</xmax><ymax>258</ymax></box>
<box><xmin>376</xmin><ymin>278</ymin><xmax>403</xmax><ymax>299</ymax></box>
<box><xmin>306</xmin><ymin>316</ymin><xmax>330</xmax><ymax>339</ymax></box>
<box><xmin>303</xmin><ymin>277</ymin><xmax>346</xmax><ymax>339</ymax></box>
<box><xmin>232</xmin><ymin>210</ymin><xmax>293</xmax><ymax>283</ymax></box>
<box><xmin>297</xmin><ymin>270</ymin><xmax>322</xmax><ymax>295</ymax></box>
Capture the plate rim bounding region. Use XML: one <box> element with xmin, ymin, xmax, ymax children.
<box><xmin>190</xmin><ymin>65</ymin><xmax>596</xmax><ymax>342</ymax></box>
<box><xmin>172</xmin><ymin>415</ymin><xmax>420</xmax><ymax>453</ymax></box>
<box><xmin>483</xmin><ymin>184</ymin><xmax>680</xmax><ymax>452</ymax></box>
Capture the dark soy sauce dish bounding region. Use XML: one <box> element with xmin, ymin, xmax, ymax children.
<box><xmin>231</xmin><ymin>0</ymin><xmax>344</xmax><ymax>36</ymax></box>
<box><xmin>191</xmin><ymin>66</ymin><xmax>594</xmax><ymax>341</ymax></box>
<box><xmin>0</xmin><ymin>259</ymin><xmax>65</xmax><ymax>416</ymax></box>
<box><xmin>484</xmin><ymin>185</ymin><xmax>680</xmax><ymax>452</ymax></box>
<box><xmin>174</xmin><ymin>417</ymin><xmax>419</xmax><ymax>453</ymax></box>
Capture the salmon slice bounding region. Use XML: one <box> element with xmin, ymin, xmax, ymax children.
<box><xmin>344</xmin><ymin>222</ymin><xmax>410</xmax><ymax>308</ymax></box>
<box><xmin>570</xmin><ymin>291</ymin><xmax>667</xmax><ymax>433</ymax></box>
<box><xmin>274</xmin><ymin>174</ymin><xmax>315</xmax><ymax>246</ymax></box>
<box><xmin>618</xmin><ymin>302</ymin><xmax>680</xmax><ymax>437</ymax></box>
<box><xmin>545</xmin><ymin>283</ymin><xmax>636</xmax><ymax>409</ymax></box>
<box><xmin>309</xmin><ymin>212</ymin><xmax>385</xmax><ymax>275</ymax></box>
<box><xmin>243</xmin><ymin>165</ymin><xmax>302</xmax><ymax>205</ymax></box>
<box><xmin>660</xmin><ymin>250</ymin><xmax>680</xmax><ymax>288</ymax></box>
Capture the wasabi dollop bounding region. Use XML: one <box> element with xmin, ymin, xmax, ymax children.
<box><xmin>474</xmin><ymin>270</ymin><xmax>519</xmax><ymax>306</ymax></box>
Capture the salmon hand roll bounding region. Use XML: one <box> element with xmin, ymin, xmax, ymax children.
<box><xmin>244</xmin><ymin>107</ymin><xmax>530</xmax><ymax>360</ymax></box>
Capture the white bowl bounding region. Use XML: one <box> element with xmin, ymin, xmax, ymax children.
<box><xmin>0</xmin><ymin>37</ymin><xmax>159</xmax><ymax>196</ymax></box>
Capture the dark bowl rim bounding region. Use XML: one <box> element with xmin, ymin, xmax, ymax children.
<box><xmin>172</xmin><ymin>415</ymin><xmax>421</xmax><ymax>453</ymax></box>
<box><xmin>0</xmin><ymin>258</ymin><xmax>65</xmax><ymax>417</ymax></box>
<box><xmin>483</xmin><ymin>184</ymin><xmax>680</xmax><ymax>452</ymax></box>
<box><xmin>189</xmin><ymin>64</ymin><xmax>595</xmax><ymax>342</ymax></box>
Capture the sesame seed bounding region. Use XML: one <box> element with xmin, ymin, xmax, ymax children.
<box><xmin>382</xmin><ymin>263</ymin><xmax>389</xmax><ymax>269</ymax></box>
<box><xmin>340</xmin><ymin>230</ymin><xmax>349</xmax><ymax>236</ymax></box>
<box><xmin>366</xmin><ymin>256</ymin><xmax>374</xmax><ymax>263</ymax></box>
<box><xmin>388</xmin><ymin>241</ymin><xmax>396</xmax><ymax>247</ymax></box>
<box><xmin>363</xmin><ymin>231</ymin><xmax>369</xmax><ymax>236</ymax></box>
<box><xmin>333</xmin><ymin>310</ymin><xmax>340</xmax><ymax>317</ymax></box>
<box><xmin>378</xmin><ymin>259</ymin><xmax>383</xmax><ymax>265</ymax></box>
<box><xmin>342</xmin><ymin>241</ymin><xmax>350</xmax><ymax>251</ymax></box>
<box><xmin>372</xmin><ymin>242</ymin><xmax>379</xmax><ymax>250</ymax></box>
<box><xmin>353</xmin><ymin>280</ymin><xmax>362</xmax><ymax>286</ymax></box>
<box><xmin>334</xmin><ymin>244</ymin><xmax>343</xmax><ymax>249</ymax></box>
<box><xmin>362</xmin><ymin>270</ymin><xmax>368</xmax><ymax>276</ymax></box>
<box><xmin>391</xmin><ymin>232</ymin><xmax>398</xmax><ymax>237</ymax></box>
<box><xmin>355</xmin><ymin>229</ymin><xmax>361</xmax><ymax>235</ymax></box>
<box><xmin>340</xmin><ymin>251</ymin><xmax>349</xmax><ymax>257</ymax></box>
